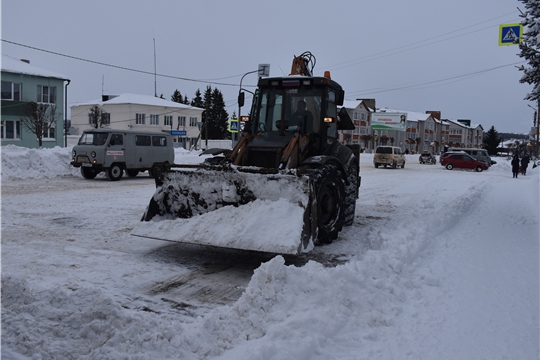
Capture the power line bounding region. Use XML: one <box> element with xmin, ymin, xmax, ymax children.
<box><xmin>1</xmin><ymin>39</ymin><xmax>254</xmax><ymax>88</ymax></box>
<box><xmin>347</xmin><ymin>61</ymin><xmax>525</xmax><ymax>97</ymax></box>
<box><xmin>322</xmin><ymin>11</ymin><xmax>520</xmax><ymax>71</ymax></box>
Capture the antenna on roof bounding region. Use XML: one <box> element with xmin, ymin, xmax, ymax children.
<box><xmin>153</xmin><ymin>33</ymin><xmax>157</xmax><ymax>97</ymax></box>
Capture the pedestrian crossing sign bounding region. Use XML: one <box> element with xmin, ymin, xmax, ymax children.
<box><xmin>499</xmin><ymin>23</ymin><xmax>523</xmax><ymax>46</ymax></box>
<box><xmin>229</xmin><ymin>119</ymin><xmax>239</xmax><ymax>133</ymax></box>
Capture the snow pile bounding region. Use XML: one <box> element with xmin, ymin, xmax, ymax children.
<box><xmin>1</xmin><ymin>145</ymin><xmax>538</xmax><ymax>359</ymax></box>
<box><xmin>0</xmin><ymin>145</ymin><xmax>203</xmax><ymax>180</ymax></box>
<box><xmin>1</xmin><ymin>145</ymin><xmax>79</xmax><ymax>179</ymax></box>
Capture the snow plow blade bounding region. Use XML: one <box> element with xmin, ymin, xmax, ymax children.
<box><xmin>131</xmin><ymin>164</ymin><xmax>316</xmax><ymax>255</ymax></box>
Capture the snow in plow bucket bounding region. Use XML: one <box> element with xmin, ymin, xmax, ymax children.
<box><xmin>131</xmin><ymin>162</ymin><xmax>350</xmax><ymax>255</ymax></box>
<box><xmin>131</xmin><ymin>165</ymin><xmax>320</xmax><ymax>254</ymax></box>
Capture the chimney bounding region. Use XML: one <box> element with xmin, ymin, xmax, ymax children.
<box><xmin>426</xmin><ymin>111</ymin><xmax>441</xmax><ymax>120</ymax></box>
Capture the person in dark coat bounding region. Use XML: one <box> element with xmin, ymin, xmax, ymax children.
<box><xmin>511</xmin><ymin>155</ymin><xmax>520</xmax><ymax>178</ymax></box>
<box><xmin>521</xmin><ymin>154</ymin><xmax>530</xmax><ymax>175</ymax></box>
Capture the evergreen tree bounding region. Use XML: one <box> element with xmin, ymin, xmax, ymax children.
<box><xmin>183</xmin><ymin>96</ymin><xmax>190</xmax><ymax>105</ymax></box>
<box><xmin>171</xmin><ymin>89</ymin><xmax>183</xmax><ymax>103</ymax></box>
<box><xmin>201</xmin><ymin>86</ymin><xmax>214</xmax><ymax>140</ymax></box>
<box><xmin>482</xmin><ymin>125</ymin><xmax>502</xmax><ymax>155</ymax></box>
<box><xmin>211</xmin><ymin>87</ymin><xmax>229</xmax><ymax>139</ymax></box>
<box><xmin>191</xmin><ymin>89</ymin><xmax>204</xmax><ymax>108</ymax></box>
<box><xmin>518</xmin><ymin>0</ymin><xmax>540</xmax><ymax>101</ymax></box>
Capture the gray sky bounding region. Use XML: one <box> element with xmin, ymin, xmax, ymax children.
<box><xmin>1</xmin><ymin>0</ymin><xmax>533</xmax><ymax>134</ymax></box>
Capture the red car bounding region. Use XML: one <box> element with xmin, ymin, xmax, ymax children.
<box><xmin>440</xmin><ymin>153</ymin><xmax>488</xmax><ymax>172</ymax></box>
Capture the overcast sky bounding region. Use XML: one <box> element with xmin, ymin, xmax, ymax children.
<box><xmin>1</xmin><ymin>0</ymin><xmax>533</xmax><ymax>134</ymax></box>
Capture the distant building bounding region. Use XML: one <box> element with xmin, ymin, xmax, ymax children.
<box><xmin>444</xmin><ymin>119</ymin><xmax>484</xmax><ymax>148</ymax></box>
<box><xmin>1</xmin><ymin>54</ymin><xmax>70</xmax><ymax>148</ymax></box>
<box><xmin>70</xmin><ymin>94</ymin><xmax>204</xmax><ymax>149</ymax></box>
<box><xmin>338</xmin><ymin>99</ymin><xmax>373</xmax><ymax>149</ymax></box>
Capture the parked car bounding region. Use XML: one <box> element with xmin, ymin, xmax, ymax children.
<box><xmin>447</xmin><ymin>147</ymin><xmax>495</xmax><ymax>166</ymax></box>
<box><xmin>419</xmin><ymin>151</ymin><xmax>437</xmax><ymax>164</ymax></box>
<box><xmin>440</xmin><ymin>153</ymin><xmax>489</xmax><ymax>172</ymax></box>
<box><xmin>373</xmin><ymin>146</ymin><xmax>406</xmax><ymax>169</ymax></box>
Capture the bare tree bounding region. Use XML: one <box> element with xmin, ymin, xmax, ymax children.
<box><xmin>88</xmin><ymin>105</ymin><xmax>109</xmax><ymax>129</ymax></box>
<box><xmin>20</xmin><ymin>102</ymin><xmax>57</xmax><ymax>147</ymax></box>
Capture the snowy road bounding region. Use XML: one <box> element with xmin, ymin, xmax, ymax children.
<box><xmin>2</xmin><ymin>149</ymin><xmax>538</xmax><ymax>359</ymax></box>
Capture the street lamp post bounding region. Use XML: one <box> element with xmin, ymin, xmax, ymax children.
<box><xmin>527</xmin><ymin>103</ymin><xmax>540</xmax><ymax>158</ymax></box>
<box><xmin>236</xmin><ymin>70</ymin><xmax>259</xmax><ymax>142</ymax></box>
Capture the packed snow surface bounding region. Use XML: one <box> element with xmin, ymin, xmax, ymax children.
<box><xmin>1</xmin><ymin>145</ymin><xmax>539</xmax><ymax>360</ymax></box>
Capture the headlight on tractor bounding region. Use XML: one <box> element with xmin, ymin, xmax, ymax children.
<box><xmin>72</xmin><ymin>150</ymin><xmax>76</xmax><ymax>157</ymax></box>
<box><xmin>91</xmin><ymin>151</ymin><xmax>96</xmax><ymax>158</ymax></box>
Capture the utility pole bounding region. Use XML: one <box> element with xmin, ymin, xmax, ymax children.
<box><xmin>528</xmin><ymin>103</ymin><xmax>539</xmax><ymax>158</ymax></box>
<box><xmin>534</xmin><ymin>98</ymin><xmax>540</xmax><ymax>159</ymax></box>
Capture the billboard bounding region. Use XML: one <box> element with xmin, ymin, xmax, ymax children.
<box><xmin>371</xmin><ymin>112</ymin><xmax>407</xmax><ymax>131</ymax></box>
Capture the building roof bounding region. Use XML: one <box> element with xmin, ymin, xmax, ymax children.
<box><xmin>1</xmin><ymin>54</ymin><xmax>70</xmax><ymax>80</ymax></box>
<box><xmin>377</xmin><ymin>107</ymin><xmax>434</xmax><ymax>122</ymax></box>
<box><xmin>73</xmin><ymin>93</ymin><xmax>204</xmax><ymax>110</ymax></box>
<box><xmin>444</xmin><ymin>118</ymin><xmax>483</xmax><ymax>130</ymax></box>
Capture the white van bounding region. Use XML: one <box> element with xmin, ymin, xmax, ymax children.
<box><xmin>373</xmin><ymin>146</ymin><xmax>406</xmax><ymax>169</ymax></box>
<box><xmin>447</xmin><ymin>147</ymin><xmax>494</xmax><ymax>166</ymax></box>
<box><xmin>71</xmin><ymin>129</ymin><xmax>174</xmax><ymax>181</ymax></box>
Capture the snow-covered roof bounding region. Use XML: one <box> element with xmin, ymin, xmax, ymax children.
<box><xmin>1</xmin><ymin>54</ymin><xmax>69</xmax><ymax>80</ymax></box>
<box><xmin>444</xmin><ymin>118</ymin><xmax>482</xmax><ymax>129</ymax></box>
<box><xmin>341</xmin><ymin>100</ymin><xmax>363</xmax><ymax>110</ymax></box>
<box><xmin>73</xmin><ymin>93</ymin><xmax>203</xmax><ymax>110</ymax></box>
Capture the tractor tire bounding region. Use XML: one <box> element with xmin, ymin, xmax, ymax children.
<box><xmin>310</xmin><ymin>165</ymin><xmax>345</xmax><ymax>245</ymax></box>
<box><xmin>343</xmin><ymin>160</ymin><xmax>359</xmax><ymax>226</ymax></box>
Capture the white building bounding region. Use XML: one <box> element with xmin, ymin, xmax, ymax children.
<box><xmin>70</xmin><ymin>94</ymin><xmax>204</xmax><ymax>149</ymax></box>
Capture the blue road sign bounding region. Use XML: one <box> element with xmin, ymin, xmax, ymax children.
<box><xmin>229</xmin><ymin>119</ymin><xmax>239</xmax><ymax>133</ymax></box>
<box><xmin>499</xmin><ymin>23</ymin><xmax>522</xmax><ymax>46</ymax></box>
<box><xmin>170</xmin><ymin>130</ymin><xmax>187</xmax><ymax>136</ymax></box>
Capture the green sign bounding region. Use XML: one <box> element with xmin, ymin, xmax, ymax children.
<box><xmin>371</xmin><ymin>112</ymin><xmax>407</xmax><ymax>131</ymax></box>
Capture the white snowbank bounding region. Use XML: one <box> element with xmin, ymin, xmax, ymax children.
<box><xmin>1</xmin><ymin>145</ymin><xmax>538</xmax><ymax>359</ymax></box>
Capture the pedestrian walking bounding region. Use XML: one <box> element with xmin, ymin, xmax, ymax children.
<box><xmin>521</xmin><ymin>154</ymin><xmax>530</xmax><ymax>176</ymax></box>
<box><xmin>511</xmin><ymin>155</ymin><xmax>520</xmax><ymax>178</ymax></box>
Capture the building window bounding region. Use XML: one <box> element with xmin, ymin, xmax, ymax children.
<box><xmin>90</xmin><ymin>113</ymin><xmax>110</xmax><ymax>125</ymax></box>
<box><xmin>361</xmin><ymin>113</ymin><xmax>366</xmax><ymax>120</ymax></box>
<box><xmin>178</xmin><ymin>116</ymin><xmax>186</xmax><ymax>128</ymax></box>
<box><xmin>353</xmin><ymin>112</ymin><xmax>359</xmax><ymax>120</ymax></box>
<box><xmin>1</xmin><ymin>120</ymin><xmax>21</xmax><ymax>139</ymax></box>
<box><xmin>164</xmin><ymin>115</ymin><xmax>173</xmax><ymax>126</ymax></box>
<box><xmin>37</xmin><ymin>85</ymin><xmax>56</xmax><ymax>104</ymax></box>
<box><xmin>150</xmin><ymin>114</ymin><xmax>159</xmax><ymax>125</ymax></box>
<box><xmin>1</xmin><ymin>81</ymin><xmax>21</xmax><ymax>101</ymax></box>
<box><xmin>189</xmin><ymin>117</ymin><xmax>197</xmax><ymax>127</ymax></box>
<box><xmin>43</xmin><ymin>122</ymin><xmax>55</xmax><ymax>139</ymax></box>
<box><xmin>136</xmin><ymin>113</ymin><xmax>146</xmax><ymax>125</ymax></box>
